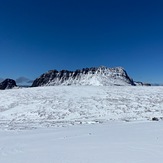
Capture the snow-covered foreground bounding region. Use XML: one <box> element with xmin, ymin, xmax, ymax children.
<box><xmin>0</xmin><ymin>86</ymin><xmax>163</xmax><ymax>129</ymax></box>
<box><xmin>0</xmin><ymin>122</ymin><xmax>163</xmax><ymax>163</ymax></box>
<box><xmin>1</xmin><ymin>86</ymin><xmax>163</xmax><ymax>162</ymax></box>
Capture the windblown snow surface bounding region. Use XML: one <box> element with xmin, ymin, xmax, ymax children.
<box><xmin>0</xmin><ymin>86</ymin><xmax>163</xmax><ymax>129</ymax></box>
<box><xmin>0</xmin><ymin>86</ymin><xmax>163</xmax><ymax>163</ymax></box>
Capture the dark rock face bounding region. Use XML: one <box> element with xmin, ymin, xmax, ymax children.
<box><xmin>0</xmin><ymin>79</ymin><xmax>17</xmax><ymax>90</ymax></box>
<box><xmin>152</xmin><ymin>117</ymin><xmax>159</xmax><ymax>121</ymax></box>
<box><xmin>32</xmin><ymin>66</ymin><xmax>135</xmax><ymax>87</ymax></box>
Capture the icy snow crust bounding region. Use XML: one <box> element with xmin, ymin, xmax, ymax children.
<box><xmin>0</xmin><ymin>86</ymin><xmax>163</xmax><ymax>129</ymax></box>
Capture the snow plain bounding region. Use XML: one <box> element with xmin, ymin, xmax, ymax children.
<box><xmin>0</xmin><ymin>122</ymin><xmax>163</xmax><ymax>163</ymax></box>
<box><xmin>0</xmin><ymin>86</ymin><xmax>163</xmax><ymax>163</ymax></box>
<box><xmin>0</xmin><ymin>86</ymin><xmax>163</xmax><ymax>129</ymax></box>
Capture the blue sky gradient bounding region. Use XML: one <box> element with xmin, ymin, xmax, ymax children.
<box><xmin>0</xmin><ymin>0</ymin><xmax>163</xmax><ymax>83</ymax></box>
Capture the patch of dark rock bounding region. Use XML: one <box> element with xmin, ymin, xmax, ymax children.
<box><xmin>152</xmin><ymin>117</ymin><xmax>159</xmax><ymax>121</ymax></box>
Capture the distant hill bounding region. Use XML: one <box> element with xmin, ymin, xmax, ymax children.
<box><xmin>16</xmin><ymin>77</ymin><xmax>33</xmax><ymax>86</ymax></box>
<box><xmin>134</xmin><ymin>81</ymin><xmax>151</xmax><ymax>86</ymax></box>
<box><xmin>0</xmin><ymin>79</ymin><xmax>17</xmax><ymax>90</ymax></box>
<box><xmin>151</xmin><ymin>83</ymin><xmax>163</xmax><ymax>86</ymax></box>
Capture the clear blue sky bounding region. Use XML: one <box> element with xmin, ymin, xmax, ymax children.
<box><xmin>0</xmin><ymin>0</ymin><xmax>163</xmax><ymax>83</ymax></box>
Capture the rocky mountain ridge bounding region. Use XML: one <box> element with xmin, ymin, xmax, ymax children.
<box><xmin>32</xmin><ymin>66</ymin><xmax>135</xmax><ymax>87</ymax></box>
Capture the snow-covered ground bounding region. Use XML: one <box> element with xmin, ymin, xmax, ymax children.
<box><xmin>0</xmin><ymin>122</ymin><xmax>163</xmax><ymax>163</ymax></box>
<box><xmin>0</xmin><ymin>86</ymin><xmax>163</xmax><ymax>162</ymax></box>
<box><xmin>0</xmin><ymin>86</ymin><xmax>163</xmax><ymax>129</ymax></box>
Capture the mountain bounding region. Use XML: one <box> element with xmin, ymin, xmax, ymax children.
<box><xmin>16</xmin><ymin>77</ymin><xmax>33</xmax><ymax>86</ymax></box>
<box><xmin>32</xmin><ymin>66</ymin><xmax>135</xmax><ymax>87</ymax></box>
<box><xmin>0</xmin><ymin>79</ymin><xmax>17</xmax><ymax>90</ymax></box>
<box><xmin>151</xmin><ymin>83</ymin><xmax>163</xmax><ymax>86</ymax></box>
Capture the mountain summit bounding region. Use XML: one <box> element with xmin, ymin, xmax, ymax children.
<box><xmin>32</xmin><ymin>66</ymin><xmax>135</xmax><ymax>87</ymax></box>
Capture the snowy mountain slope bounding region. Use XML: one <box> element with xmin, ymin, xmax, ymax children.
<box><xmin>0</xmin><ymin>86</ymin><xmax>163</xmax><ymax>129</ymax></box>
<box><xmin>32</xmin><ymin>66</ymin><xmax>135</xmax><ymax>87</ymax></box>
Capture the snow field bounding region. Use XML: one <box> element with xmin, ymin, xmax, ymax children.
<box><xmin>0</xmin><ymin>86</ymin><xmax>163</xmax><ymax>129</ymax></box>
<box><xmin>0</xmin><ymin>86</ymin><xmax>163</xmax><ymax>162</ymax></box>
<box><xmin>0</xmin><ymin>122</ymin><xmax>163</xmax><ymax>163</ymax></box>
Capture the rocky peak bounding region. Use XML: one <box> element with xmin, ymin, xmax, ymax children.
<box><xmin>0</xmin><ymin>79</ymin><xmax>17</xmax><ymax>90</ymax></box>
